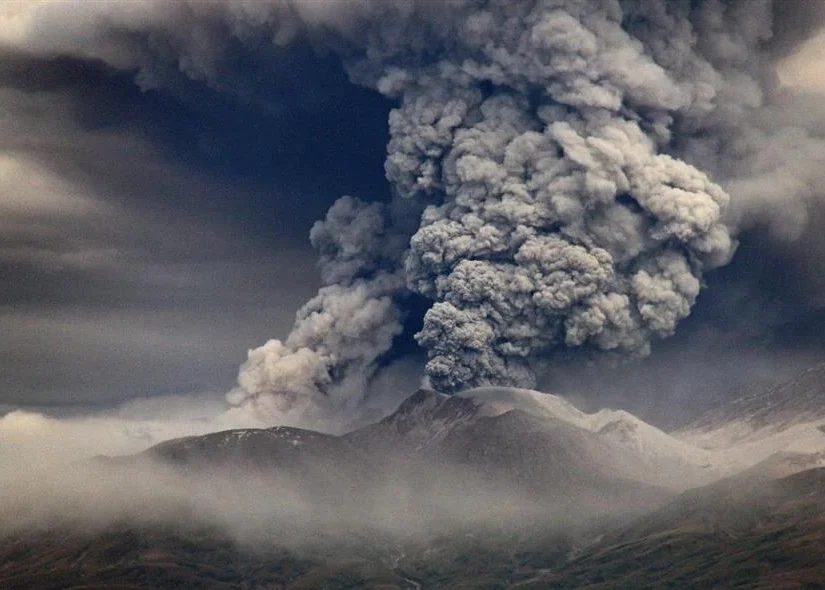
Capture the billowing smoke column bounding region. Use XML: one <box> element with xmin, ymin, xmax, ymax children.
<box><xmin>5</xmin><ymin>0</ymin><xmax>824</xmax><ymax>418</ymax></box>
<box><xmin>226</xmin><ymin>195</ymin><xmax>417</xmax><ymax>416</ymax></box>
<box><xmin>228</xmin><ymin>0</ymin><xmax>817</xmax><ymax>413</ymax></box>
<box><xmin>234</xmin><ymin>0</ymin><xmax>745</xmax><ymax>409</ymax></box>
<box><xmin>405</xmin><ymin>102</ymin><xmax>732</xmax><ymax>391</ymax></box>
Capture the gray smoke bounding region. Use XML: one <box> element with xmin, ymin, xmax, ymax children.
<box><xmin>5</xmin><ymin>0</ymin><xmax>825</xmax><ymax>417</ymax></box>
<box><xmin>226</xmin><ymin>195</ymin><xmax>414</xmax><ymax>419</ymax></box>
<box><xmin>403</xmin><ymin>100</ymin><xmax>732</xmax><ymax>391</ymax></box>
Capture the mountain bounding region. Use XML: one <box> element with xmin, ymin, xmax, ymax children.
<box><xmin>343</xmin><ymin>388</ymin><xmax>478</xmax><ymax>454</ymax></box>
<box><xmin>6</xmin><ymin>382</ymin><xmax>825</xmax><ymax>588</ymax></box>
<box><xmin>673</xmin><ymin>362</ymin><xmax>825</xmax><ymax>476</ymax></box>
<box><xmin>148</xmin><ymin>425</ymin><xmax>369</xmax><ymax>475</ymax></box>
<box><xmin>677</xmin><ymin>361</ymin><xmax>825</xmax><ymax>445</ymax></box>
<box><xmin>542</xmin><ymin>468</ymin><xmax>825</xmax><ymax>588</ymax></box>
<box><xmin>737</xmin><ymin>450</ymin><xmax>825</xmax><ymax>481</ymax></box>
<box><xmin>115</xmin><ymin>383</ymin><xmax>823</xmax><ymax>507</ymax></box>
<box><xmin>458</xmin><ymin>387</ymin><xmax>718</xmax><ymax>486</ymax></box>
<box><xmin>140</xmin><ymin>387</ymin><xmax>687</xmax><ymax>511</ymax></box>
<box><xmin>348</xmin><ymin>386</ymin><xmax>719</xmax><ymax>490</ymax></box>
<box><xmin>435</xmin><ymin>409</ymin><xmax>670</xmax><ymax>514</ymax></box>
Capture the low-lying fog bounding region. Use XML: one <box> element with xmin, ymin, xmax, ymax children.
<box><xmin>0</xmin><ymin>394</ymin><xmax>655</xmax><ymax>549</ymax></box>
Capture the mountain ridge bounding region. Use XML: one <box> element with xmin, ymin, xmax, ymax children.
<box><xmin>7</xmin><ymin>370</ymin><xmax>825</xmax><ymax>588</ymax></box>
<box><xmin>140</xmin><ymin>376</ymin><xmax>825</xmax><ymax>491</ymax></box>
<box><xmin>676</xmin><ymin>361</ymin><xmax>825</xmax><ymax>443</ymax></box>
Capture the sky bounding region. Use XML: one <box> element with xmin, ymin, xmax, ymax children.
<box><xmin>0</xmin><ymin>32</ymin><xmax>394</xmax><ymax>410</ymax></box>
<box><xmin>1</xmin><ymin>1</ymin><xmax>825</xmax><ymax>432</ymax></box>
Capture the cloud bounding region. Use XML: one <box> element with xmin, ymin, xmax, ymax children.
<box><xmin>778</xmin><ymin>31</ymin><xmax>825</xmax><ymax>93</ymax></box>
<box><xmin>0</xmin><ymin>0</ymin><xmax>824</xmax><ymax>425</ymax></box>
<box><xmin>221</xmin><ymin>0</ymin><xmax>825</xmax><ymax>415</ymax></box>
<box><xmin>0</xmin><ymin>392</ymin><xmax>255</xmax><ymax>464</ymax></box>
<box><xmin>0</xmin><ymin>70</ymin><xmax>329</xmax><ymax>407</ymax></box>
<box><xmin>0</xmin><ymin>8</ymin><xmax>399</xmax><ymax>409</ymax></box>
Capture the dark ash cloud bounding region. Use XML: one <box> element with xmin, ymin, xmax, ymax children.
<box><xmin>0</xmin><ymin>1</ymin><xmax>824</xmax><ymax>428</ymax></box>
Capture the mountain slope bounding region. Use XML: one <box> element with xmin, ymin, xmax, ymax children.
<box><xmin>542</xmin><ymin>468</ymin><xmax>825</xmax><ymax>589</ymax></box>
<box><xmin>343</xmin><ymin>388</ymin><xmax>478</xmax><ymax>454</ymax></box>
<box><xmin>122</xmin><ymin>388</ymin><xmax>684</xmax><ymax>531</ymax></box>
<box><xmin>442</xmin><ymin>409</ymin><xmax>657</xmax><ymax>489</ymax></box>
<box><xmin>677</xmin><ymin>361</ymin><xmax>825</xmax><ymax>448</ymax></box>
<box><xmin>149</xmin><ymin>425</ymin><xmax>363</xmax><ymax>471</ymax></box>
<box><xmin>4</xmin><ymin>468</ymin><xmax>825</xmax><ymax>590</ymax></box>
<box><xmin>672</xmin><ymin>362</ymin><xmax>825</xmax><ymax>477</ymax></box>
<box><xmin>0</xmin><ymin>525</ymin><xmax>411</xmax><ymax>590</ymax></box>
<box><xmin>460</xmin><ymin>387</ymin><xmax>718</xmax><ymax>484</ymax></box>
<box><xmin>100</xmin><ymin>382</ymin><xmax>825</xmax><ymax>504</ymax></box>
<box><xmin>347</xmin><ymin>386</ymin><xmax>720</xmax><ymax>490</ymax></box>
<box><xmin>5</xmin><ymin>385</ymin><xmax>825</xmax><ymax>588</ymax></box>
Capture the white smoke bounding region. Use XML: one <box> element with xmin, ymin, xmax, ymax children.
<box><xmin>4</xmin><ymin>0</ymin><xmax>825</xmax><ymax>415</ymax></box>
<box><xmin>226</xmin><ymin>196</ymin><xmax>415</xmax><ymax>420</ymax></box>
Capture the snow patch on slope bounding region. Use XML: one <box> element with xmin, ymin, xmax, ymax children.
<box><xmin>677</xmin><ymin>419</ymin><xmax>825</xmax><ymax>475</ymax></box>
<box><xmin>458</xmin><ymin>386</ymin><xmax>825</xmax><ymax>482</ymax></box>
<box><xmin>459</xmin><ymin>387</ymin><xmax>595</xmax><ymax>427</ymax></box>
<box><xmin>458</xmin><ymin>387</ymin><xmax>718</xmax><ymax>483</ymax></box>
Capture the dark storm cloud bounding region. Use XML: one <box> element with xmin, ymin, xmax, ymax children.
<box><xmin>0</xmin><ymin>149</ymin><xmax>323</xmax><ymax>405</ymax></box>
<box><xmin>1</xmin><ymin>0</ymin><xmax>825</xmax><ymax>429</ymax></box>
<box><xmin>211</xmin><ymin>0</ymin><xmax>825</xmax><ymax>422</ymax></box>
<box><xmin>0</xmin><ymin>39</ymin><xmax>394</xmax><ymax>407</ymax></box>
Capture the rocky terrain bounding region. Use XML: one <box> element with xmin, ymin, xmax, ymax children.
<box><xmin>4</xmin><ymin>363</ymin><xmax>825</xmax><ymax>588</ymax></box>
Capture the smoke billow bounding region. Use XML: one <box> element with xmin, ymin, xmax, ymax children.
<box><xmin>5</xmin><ymin>0</ymin><xmax>825</xmax><ymax>418</ymax></box>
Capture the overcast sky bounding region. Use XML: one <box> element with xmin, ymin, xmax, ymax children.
<box><xmin>0</xmin><ymin>2</ymin><xmax>824</xmax><ymax>430</ymax></box>
<box><xmin>0</xmin><ymin>39</ymin><xmax>394</xmax><ymax>409</ymax></box>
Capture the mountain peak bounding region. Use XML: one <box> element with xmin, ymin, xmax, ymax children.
<box><xmin>343</xmin><ymin>388</ymin><xmax>479</xmax><ymax>452</ymax></box>
<box><xmin>393</xmin><ymin>388</ymin><xmax>448</xmax><ymax>416</ymax></box>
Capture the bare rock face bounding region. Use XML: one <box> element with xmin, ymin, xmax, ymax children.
<box><xmin>343</xmin><ymin>388</ymin><xmax>481</xmax><ymax>454</ymax></box>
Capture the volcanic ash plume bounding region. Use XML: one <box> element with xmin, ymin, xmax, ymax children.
<box><xmin>226</xmin><ymin>196</ymin><xmax>415</xmax><ymax>419</ymax></box>
<box><xmin>225</xmin><ymin>0</ymin><xmax>797</xmax><ymax>409</ymax></box>
<box><xmin>6</xmin><ymin>0</ymin><xmax>825</xmax><ymax>417</ymax></box>
<box><xmin>404</xmin><ymin>99</ymin><xmax>732</xmax><ymax>392</ymax></box>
